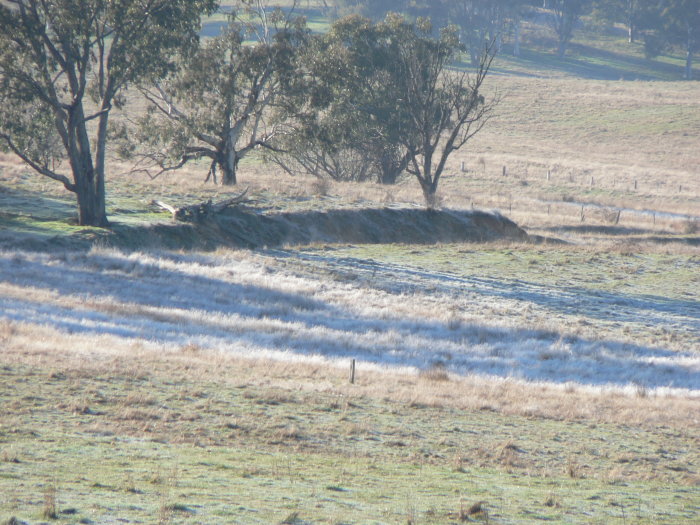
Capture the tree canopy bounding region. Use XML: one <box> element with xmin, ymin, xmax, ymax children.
<box><xmin>273</xmin><ymin>14</ymin><xmax>496</xmax><ymax>208</ymax></box>
<box><xmin>127</xmin><ymin>2</ymin><xmax>309</xmax><ymax>185</ymax></box>
<box><xmin>0</xmin><ymin>0</ymin><xmax>216</xmax><ymax>225</ymax></box>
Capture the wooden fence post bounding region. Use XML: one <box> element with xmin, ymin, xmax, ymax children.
<box><xmin>349</xmin><ymin>359</ymin><xmax>356</xmax><ymax>384</ymax></box>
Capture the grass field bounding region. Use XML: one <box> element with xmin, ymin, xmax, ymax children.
<box><xmin>1</xmin><ymin>5</ymin><xmax>700</xmax><ymax>524</ymax></box>
<box><xmin>1</xmin><ymin>342</ymin><xmax>698</xmax><ymax>524</ymax></box>
<box><xmin>0</xmin><ymin>219</ymin><xmax>698</xmax><ymax>523</ymax></box>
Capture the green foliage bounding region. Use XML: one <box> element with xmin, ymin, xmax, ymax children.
<box><xmin>274</xmin><ymin>13</ymin><xmax>495</xmax><ymax>205</ymax></box>
<box><xmin>0</xmin><ymin>0</ymin><xmax>216</xmax><ymax>225</ymax></box>
<box><xmin>547</xmin><ymin>0</ymin><xmax>591</xmax><ymax>57</ymax></box>
<box><xmin>657</xmin><ymin>0</ymin><xmax>700</xmax><ymax>78</ymax></box>
<box><xmin>271</xmin><ymin>14</ymin><xmax>414</xmax><ymax>184</ymax></box>
<box><xmin>587</xmin><ymin>0</ymin><xmax>697</xmax><ymax>77</ymax></box>
<box><xmin>447</xmin><ymin>0</ymin><xmax>528</xmax><ymax>63</ymax></box>
<box><xmin>334</xmin><ymin>0</ymin><xmax>410</xmax><ymax>20</ymax></box>
<box><xmin>129</xmin><ymin>1</ymin><xmax>310</xmax><ymax>185</ymax></box>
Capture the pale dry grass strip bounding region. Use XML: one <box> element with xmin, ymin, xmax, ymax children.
<box><xmin>1</xmin><ymin>319</ymin><xmax>697</xmax><ymax>431</ymax></box>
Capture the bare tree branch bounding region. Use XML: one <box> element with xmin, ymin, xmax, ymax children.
<box><xmin>0</xmin><ymin>132</ymin><xmax>75</xmax><ymax>192</ymax></box>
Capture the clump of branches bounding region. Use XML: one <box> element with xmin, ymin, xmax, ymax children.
<box><xmin>122</xmin><ymin>0</ymin><xmax>309</xmax><ymax>185</ymax></box>
<box><xmin>271</xmin><ymin>14</ymin><xmax>497</xmax><ymax>208</ymax></box>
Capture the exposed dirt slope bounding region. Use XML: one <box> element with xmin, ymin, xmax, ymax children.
<box><xmin>107</xmin><ymin>207</ymin><xmax>530</xmax><ymax>250</ymax></box>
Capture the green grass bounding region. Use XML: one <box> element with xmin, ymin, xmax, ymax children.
<box><xmin>1</xmin><ymin>362</ymin><xmax>698</xmax><ymax>524</ymax></box>
<box><xmin>303</xmin><ymin>244</ymin><xmax>700</xmax><ymax>302</ymax></box>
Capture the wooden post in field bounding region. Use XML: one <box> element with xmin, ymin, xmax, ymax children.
<box><xmin>679</xmin><ymin>184</ymin><xmax>682</xmax><ymax>193</ymax></box>
<box><xmin>502</xmin><ymin>165</ymin><xmax>507</xmax><ymax>177</ymax></box>
<box><xmin>547</xmin><ymin>170</ymin><xmax>551</xmax><ymax>181</ymax></box>
<box><xmin>580</xmin><ymin>205</ymin><xmax>585</xmax><ymax>222</ymax></box>
<box><xmin>461</xmin><ymin>161</ymin><xmax>466</xmax><ymax>172</ymax></box>
<box><xmin>590</xmin><ymin>176</ymin><xmax>594</xmax><ymax>187</ymax></box>
<box><xmin>349</xmin><ymin>359</ymin><xmax>356</xmax><ymax>384</ymax></box>
<box><xmin>634</xmin><ymin>179</ymin><xmax>638</xmax><ymax>190</ymax></box>
<box><xmin>547</xmin><ymin>204</ymin><xmax>551</xmax><ymax>215</ymax></box>
<box><xmin>615</xmin><ymin>210</ymin><xmax>621</xmax><ymax>225</ymax></box>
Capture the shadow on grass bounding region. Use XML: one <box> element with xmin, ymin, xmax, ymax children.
<box><xmin>0</xmin><ymin>185</ymin><xmax>75</xmax><ymax>221</ymax></box>
<box><xmin>0</xmin><ymin>249</ymin><xmax>697</xmax><ymax>392</ymax></box>
<box><xmin>540</xmin><ymin>225</ymin><xmax>700</xmax><ymax>246</ymax></box>
<box><xmin>0</xmin><ymin>185</ymin><xmax>96</xmax><ymax>249</ymax></box>
<box><xmin>486</xmin><ymin>42</ymin><xmax>696</xmax><ymax>81</ymax></box>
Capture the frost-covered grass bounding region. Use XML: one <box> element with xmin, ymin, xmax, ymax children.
<box><xmin>1</xmin><ymin>243</ymin><xmax>697</xmax><ymax>398</ymax></box>
<box><xmin>1</xmin><ymin>330</ymin><xmax>699</xmax><ymax>524</ymax></box>
<box><xmin>1</xmin><ymin>34</ymin><xmax>699</xmax><ymax>522</ymax></box>
<box><xmin>0</xmin><ymin>199</ymin><xmax>698</xmax><ymax>525</ymax></box>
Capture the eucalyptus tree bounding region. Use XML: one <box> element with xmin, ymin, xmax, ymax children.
<box><xmin>590</xmin><ymin>0</ymin><xmax>654</xmax><ymax>43</ymax></box>
<box><xmin>0</xmin><ymin>0</ymin><xmax>216</xmax><ymax>226</ymax></box>
<box><xmin>548</xmin><ymin>0</ymin><xmax>590</xmax><ymax>57</ymax></box>
<box><xmin>278</xmin><ymin>14</ymin><xmax>496</xmax><ymax>207</ymax></box>
<box><xmin>449</xmin><ymin>0</ymin><xmax>526</xmax><ymax>63</ymax></box>
<box><xmin>270</xmin><ymin>14</ymin><xmax>413</xmax><ymax>184</ymax></box>
<box><xmin>129</xmin><ymin>1</ymin><xmax>309</xmax><ymax>185</ymax></box>
<box><xmin>383</xmin><ymin>15</ymin><xmax>496</xmax><ymax>208</ymax></box>
<box><xmin>333</xmin><ymin>0</ymin><xmax>410</xmax><ymax>20</ymax></box>
<box><xmin>659</xmin><ymin>0</ymin><xmax>700</xmax><ymax>79</ymax></box>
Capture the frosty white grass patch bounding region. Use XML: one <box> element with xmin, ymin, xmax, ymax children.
<box><xmin>1</xmin><ymin>247</ymin><xmax>697</xmax><ymax>398</ymax></box>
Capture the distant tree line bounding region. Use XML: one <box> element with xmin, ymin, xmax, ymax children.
<box><xmin>331</xmin><ymin>1</ymin><xmax>699</xmax><ymax>78</ymax></box>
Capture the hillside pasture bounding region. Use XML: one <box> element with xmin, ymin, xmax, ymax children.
<box><xmin>1</xmin><ymin>241</ymin><xmax>699</xmax><ymax>524</ymax></box>
<box><xmin>1</xmin><ymin>17</ymin><xmax>699</xmax><ymax>522</ymax></box>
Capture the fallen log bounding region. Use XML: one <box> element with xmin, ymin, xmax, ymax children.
<box><xmin>152</xmin><ymin>188</ymin><xmax>249</xmax><ymax>221</ymax></box>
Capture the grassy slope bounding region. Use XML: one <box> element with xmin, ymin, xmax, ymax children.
<box><xmin>1</xmin><ymin>11</ymin><xmax>699</xmax><ymax>525</ymax></box>
<box><xmin>1</xmin><ymin>346</ymin><xmax>698</xmax><ymax>525</ymax></box>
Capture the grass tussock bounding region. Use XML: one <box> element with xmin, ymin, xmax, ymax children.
<box><xmin>41</xmin><ymin>482</ymin><xmax>57</xmax><ymax>520</ymax></box>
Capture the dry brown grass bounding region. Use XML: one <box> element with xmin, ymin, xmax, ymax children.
<box><xmin>1</xmin><ymin>320</ymin><xmax>697</xmax><ymax>432</ymax></box>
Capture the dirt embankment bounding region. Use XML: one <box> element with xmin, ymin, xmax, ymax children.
<box><xmin>111</xmin><ymin>207</ymin><xmax>530</xmax><ymax>250</ymax></box>
<box><xmin>0</xmin><ymin>206</ymin><xmax>530</xmax><ymax>251</ymax></box>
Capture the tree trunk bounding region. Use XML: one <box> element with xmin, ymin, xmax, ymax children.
<box><xmin>377</xmin><ymin>150</ymin><xmax>409</xmax><ymax>185</ymax></box>
<box><xmin>378</xmin><ymin>166</ymin><xmax>401</xmax><ymax>185</ymax></box>
<box><xmin>685</xmin><ymin>25</ymin><xmax>694</xmax><ymax>80</ymax></box>
<box><xmin>557</xmin><ymin>39</ymin><xmax>568</xmax><ymax>58</ymax></box>
<box><xmin>69</xmin><ymin>109</ymin><xmax>109</xmax><ymax>227</ymax></box>
<box><xmin>221</xmin><ymin>150</ymin><xmax>239</xmax><ymax>186</ymax></box>
<box><xmin>469</xmin><ymin>37</ymin><xmax>479</xmax><ymax>66</ymax></box>
<box><xmin>74</xmin><ymin>165</ymin><xmax>108</xmax><ymax>227</ymax></box>
<box><xmin>421</xmin><ymin>182</ymin><xmax>439</xmax><ymax>210</ymax></box>
<box><xmin>627</xmin><ymin>0</ymin><xmax>636</xmax><ymax>43</ymax></box>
